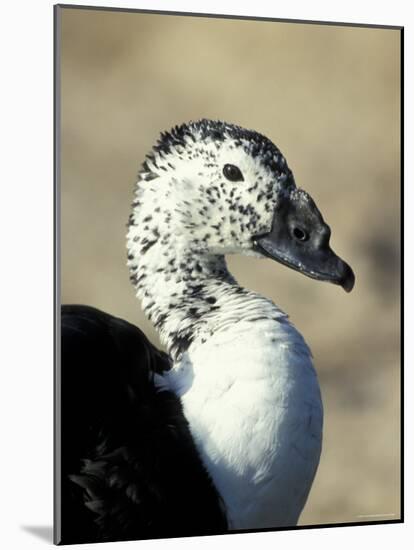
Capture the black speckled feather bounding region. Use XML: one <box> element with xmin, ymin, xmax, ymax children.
<box><xmin>154</xmin><ymin>119</ymin><xmax>295</xmax><ymax>181</ymax></box>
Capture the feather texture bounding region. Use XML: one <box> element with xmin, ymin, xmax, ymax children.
<box><xmin>59</xmin><ymin>305</ymin><xmax>227</xmax><ymax>544</ymax></box>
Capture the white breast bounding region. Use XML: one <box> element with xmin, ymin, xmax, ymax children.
<box><xmin>166</xmin><ymin>318</ymin><xmax>323</xmax><ymax>530</ymax></box>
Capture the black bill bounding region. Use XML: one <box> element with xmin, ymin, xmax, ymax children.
<box><xmin>253</xmin><ymin>189</ymin><xmax>355</xmax><ymax>292</ymax></box>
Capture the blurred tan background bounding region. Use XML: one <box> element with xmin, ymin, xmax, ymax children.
<box><xmin>59</xmin><ymin>7</ymin><xmax>401</xmax><ymax>527</ymax></box>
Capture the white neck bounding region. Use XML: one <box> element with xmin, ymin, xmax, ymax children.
<box><xmin>168</xmin><ymin>312</ymin><xmax>322</xmax><ymax>529</ymax></box>
<box><xmin>128</xmin><ymin>222</ymin><xmax>284</xmax><ymax>360</ymax></box>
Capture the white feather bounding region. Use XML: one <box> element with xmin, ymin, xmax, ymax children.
<box><xmin>161</xmin><ymin>311</ymin><xmax>323</xmax><ymax>529</ymax></box>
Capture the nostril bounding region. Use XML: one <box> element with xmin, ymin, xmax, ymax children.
<box><xmin>293</xmin><ymin>227</ymin><xmax>309</xmax><ymax>242</ymax></box>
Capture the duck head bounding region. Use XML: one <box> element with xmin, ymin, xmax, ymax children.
<box><xmin>128</xmin><ymin>119</ymin><xmax>354</xmax><ymax>292</ymax></box>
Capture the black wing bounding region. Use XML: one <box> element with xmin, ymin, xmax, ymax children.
<box><xmin>58</xmin><ymin>305</ymin><xmax>227</xmax><ymax>544</ymax></box>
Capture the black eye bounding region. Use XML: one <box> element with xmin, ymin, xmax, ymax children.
<box><xmin>223</xmin><ymin>164</ymin><xmax>244</xmax><ymax>182</ymax></box>
<box><xmin>293</xmin><ymin>227</ymin><xmax>309</xmax><ymax>242</ymax></box>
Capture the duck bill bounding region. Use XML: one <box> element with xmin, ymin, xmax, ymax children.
<box><xmin>253</xmin><ymin>189</ymin><xmax>355</xmax><ymax>292</ymax></box>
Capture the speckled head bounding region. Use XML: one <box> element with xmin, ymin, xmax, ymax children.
<box><xmin>153</xmin><ymin>119</ymin><xmax>296</xmax><ymax>185</ymax></box>
<box><xmin>127</xmin><ymin>119</ymin><xmax>354</xmax><ymax>294</ymax></box>
<box><xmin>128</xmin><ymin>119</ymin><xmax>296</xmax><ymax>258</ymax></box>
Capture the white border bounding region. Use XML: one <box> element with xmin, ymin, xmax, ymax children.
<box><xmin>1</xmin><ymin>1</ymin><xmax>410</xmax><ymax>548</ymax></box>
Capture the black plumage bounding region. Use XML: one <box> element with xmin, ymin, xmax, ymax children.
<box><xmin>58</xmin><ymin>305</ymin><xmax>227</xmax><ymax>545</ymax></box>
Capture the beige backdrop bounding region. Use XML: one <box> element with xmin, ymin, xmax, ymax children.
<box><xmin>59</xmin><ymin>7</ymin><xmax>401</xmax><ymax>527</ymax></box>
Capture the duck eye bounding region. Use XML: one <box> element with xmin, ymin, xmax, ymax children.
<box><xmin>223</xmin><ymin>164</ymin><xmax>244</xmax><ymax>182</ymax></box>
<box><xmin>293</xmin><ymin>227</ymin><xmax>309</xmax><ymax>242</ymax></box>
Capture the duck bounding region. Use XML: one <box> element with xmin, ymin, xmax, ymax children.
<box><xmin>58</xmin><ymin>119</ymin><xmax>355</xmax><ymax>544</ymax></box>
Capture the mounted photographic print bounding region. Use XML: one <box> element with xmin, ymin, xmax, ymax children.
<box><xmin>54</xmin><ymin>4</ymin><xmax>403</xmax><ymax>545</ymax></box>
